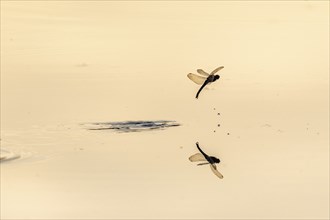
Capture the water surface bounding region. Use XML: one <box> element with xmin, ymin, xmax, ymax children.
<box><xmin>1</xmin><ymin>1</ymin><xmax>329</xmax><ymax>219</ymax></box>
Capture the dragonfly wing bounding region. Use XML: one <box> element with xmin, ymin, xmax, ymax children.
<box><xmin>187</xmin><ymin>73</ymin><xmax>207</xmax><ymax>85</ymax></box>
<box><xmin>189</xmin><ymin>153</ymin><xmax>207</xmax><ymax>162</ymax></box>
<box><xmin>197</xmin><ymin>162</ymin><xmax>210</xmax><ymax>166</ymax></box>
<box><xmin>197</xmin><ymin>69</ymin><xmax>210</xmax><ymax>76</ymax></box>
<box><xmin>210</xmin><ymin>164</ymin><xmax>224</xmax><ymax>179</ymax></box>
<box><xmin>210</xmin><ymin>66</ymin><xmax>224</xmax><ymax>75</ymax></box>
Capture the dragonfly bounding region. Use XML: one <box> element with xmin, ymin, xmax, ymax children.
<box><xmin>189</xmin><ymin>142</ymin><xmax>223</xmax><ymax>179</ymax></box>
<box><xmin>187</xmin><ymin>66</ymin><xmax>224</xmax><ymax>99</ymax></box>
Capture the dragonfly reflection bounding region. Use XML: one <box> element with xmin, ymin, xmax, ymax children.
<box><xmin>187</xmin><ymin>66</ymin><xmax>224</xmax><ymax>99</ymax></box>
<box><xmin>189</xmin><ymin>142</ymin><xmax>223</xmax><ymax>179</ymax></box>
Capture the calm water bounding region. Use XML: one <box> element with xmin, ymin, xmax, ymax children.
<box><xmin>1</xmin><ymin>1</ymin><xmax>329</xmax><ymax>219</ymax></box>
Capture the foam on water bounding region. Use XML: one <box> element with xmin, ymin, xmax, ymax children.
<box><xmin>83</xmin><ymin>120</ymin><xmax>181</xmax><ymax>133</ymax></box>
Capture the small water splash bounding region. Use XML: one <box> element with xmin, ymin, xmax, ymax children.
<box><xmin>83</xmin><ymin>120</ymin><xmax>180</xmax><ymax>133</ymax></box>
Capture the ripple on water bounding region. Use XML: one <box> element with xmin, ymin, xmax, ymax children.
<box><xmin>83</xmin><ymin>120</ymin><xmax>180</xmax><ymax>133</ymax></box>
<box><xmin>0</xmin><ymin>148</ymin><xmax>21</xmax><ymax>163</ymax></box>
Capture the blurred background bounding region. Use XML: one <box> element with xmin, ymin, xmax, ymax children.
<box><xmin>1</xmin><ymin>1</ymin><xmax>329</xmax><ymax>219</ymax></box>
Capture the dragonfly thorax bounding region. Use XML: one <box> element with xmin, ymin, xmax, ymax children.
<box><xmin>213</xmin><ymin>75</ymin><xmax>220</xmax><ymax>81</ymax></box>
<box><xmin>209</xmin><ymin>156</ymin><xmax>220</xmax><ymax>164</ymax></box>
<box><xmin>208</xmin><ymin>74</ymin><xmax>220</xmax><ymax>83</ymax></box>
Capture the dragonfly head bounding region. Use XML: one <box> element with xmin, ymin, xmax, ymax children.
<box><xmin>214</xmin><ymin>75</ymin><xmax>220</xmax><ymax>81</ymax></box>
